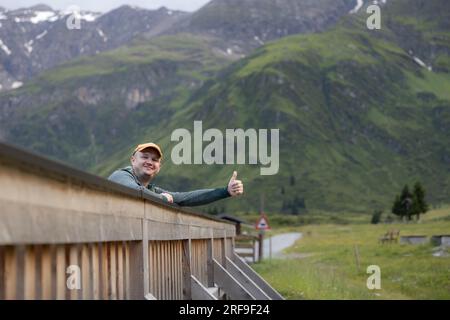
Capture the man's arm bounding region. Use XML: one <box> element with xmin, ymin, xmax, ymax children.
<box><xmin>108</xmin><ymin>170</ymin><xmax>169</xmax><ymax>202</ymax></box>
<box><xmin>154</xmin><ymin>186</ymin><xmax>231</xmax><ymax>207</ymax></box>
<box><xmin>155</xmin><ymin>171</ymin><xmax>243</xmax><ymax>207</ymax></box>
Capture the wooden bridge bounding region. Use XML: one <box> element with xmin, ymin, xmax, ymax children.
<box><xmin>0</xmin><ymin>142</ymin><xmax>283</xmax><ymax>300</ymax></box>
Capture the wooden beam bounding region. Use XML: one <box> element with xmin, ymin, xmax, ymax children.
<box><xmin>231</xmin><ymin>252</ymin><xmax>284</xmax><ymax>300</ymax></box>
<box><xmin>225</xmin><ymin>257</ymin><xmax>270</xmax><ymax>300</ymax></box>
<box><xmin>206</xmin><ymin>234</ymin><xmax>214</xmax><ymax>288</ymax></box>
<box><xmin>191</xmin><ymin>275</ymin><xmax>217</xmax><ymax>300</ymax></box>
<box><xmin>213</xmin><ymin>259</ymin><xmax>255</xmax><ymax>300</ymax></box>
<box><xmin>142</xmin><ymin>219</ymin><xmax>149</xmax><ymax>298</ymax></box>
<box><xmin>24</xmin><ymin>246</ymin><xmax>36</xmax><ymax>300</ymax></box>
<box><xmin>128</xmin><ymin>240</ymin><xmax>144</xmax><ymax>300</ymax></box>
<box><xmin>182</xmin><ymin>239</ymin><xmax>192</xmax><ymax>300</ymax></box>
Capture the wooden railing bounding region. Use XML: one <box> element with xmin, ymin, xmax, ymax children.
<box><xmin>0</xmin><ymin>142</ymin><xmax>283</xmax><ymax>300</ymax></box>
<box><xmin>235</xmin><ymin>234</ymin><xmax>259</xmax><ymax>263</ymax></box>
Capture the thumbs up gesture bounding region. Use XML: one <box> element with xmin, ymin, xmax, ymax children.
<box><xmin>227</xmin><ymin>171</ymin><xmax>244</xmax><ymax>197</ymax></box>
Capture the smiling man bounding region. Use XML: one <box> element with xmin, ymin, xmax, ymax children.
<box><xmin>108</xmin><ymin>142</ymin><xmax>244</xmax><ymax>206</ymax></box>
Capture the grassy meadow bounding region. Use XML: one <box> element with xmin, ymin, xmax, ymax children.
<box><xmin>251</xmin><ymin>207</ymin><xmax>450</xmax><ymax>299</ymax></box>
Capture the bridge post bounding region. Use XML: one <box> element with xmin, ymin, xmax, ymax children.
<box><xmin>182</xmin><ymin>238</ymin><xmax>192</xmax><ymax>300</ymax></box>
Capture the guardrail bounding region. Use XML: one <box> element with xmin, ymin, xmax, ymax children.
<box><xmin>0</xmin><ymin>142</ymin><xmax>283</xmax><ymax>300</ymax></box>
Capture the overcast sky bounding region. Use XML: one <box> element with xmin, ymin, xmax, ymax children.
<box><xmin>1</xmin><ymin>0</ymin><xmax>211</xmax><ymax>12</ymax></box>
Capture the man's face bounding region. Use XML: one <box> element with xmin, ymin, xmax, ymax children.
<box><xmin>131</xmin><ymin>148</ymin><xmax>161</xmax><ymax>179</ymax></box>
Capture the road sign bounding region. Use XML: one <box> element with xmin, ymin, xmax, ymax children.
<box><xmin>256</xmin><ymin>214</ymin><xmax>271</xmax><ymax>230</ymax></box>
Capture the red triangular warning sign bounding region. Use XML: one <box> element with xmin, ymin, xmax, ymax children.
<box><xmin>255</xmin><ymin>214</ymin><xmax>271</xmax><ymax>230</ymax></box>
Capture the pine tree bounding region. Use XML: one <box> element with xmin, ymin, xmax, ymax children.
<box><xmin>391</xmin><ymin>195</ymin><xmax>402</xmax><ymax>218</ymax></box>
<box><xmin>371</xmin><ymin>210</ymin><xmax>383</xmax><ymax>224</ymax></box>
<box><xmin>400</xmin><ymin>185</ymin><xmax>413</xmax><ymax>221</ymax></box>
<box><xmin>413</xmin><ymin>182</ymin><xmax>428</xmax><ymax>220</ymax></box>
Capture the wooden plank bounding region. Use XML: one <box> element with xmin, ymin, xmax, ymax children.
<box><xmin>5</xmin><ymin>246</ymin><xmax>17</xmax><ymax>299</ymax></box>
<box><xmin>50</xmin><ymin>245</ymin><xmax>57</xmax><ymax>299</ymax></box>
<box><xmin>213</xmin><ymin>259</ymin><xmax>255</xmax><ymax>300</ymax></box>
<box><xmin>235</xmin><ymin>243</ymin><xmax>255</xmax><ymax>249</ymax></box>
<box><xmin>221</xmin><ymin>236</ymin><xmax>227</xmax><ymax>266</ymax></box>
<box><xmin>91</xmin><ymin>243</ymin><xmax>100</xmax><ymax>300</ymax></box>
<box><xmin>167</xmin><ymin>241</ymin><xmax>172</xmax><ymax>299</ymax></box>
<box><xmin>161</xmin><ymin>241</ymin><xmax>166</xmax><ymax>300</ymax></box>
<box><xmin>170</xmin><ymin>242</ymin><xmax>174</xmax><ymax>299</ymax></box>
<box><xmin>68</xmin><ymin>245</ymin><xmax>79</xmax><ymax>300</ymax></box>
<box><xmin>0</xmin><ymin>201</ymin><xmax>143</xmax><ymax>245</ymax></box>
<box><xmin>55</xmin><ymin>244</ymin><xmax>67</xmax><ymax>300</ymax></box>
<box><xmin>0</xmin><ymin>247</ymin><xmax>5</xmax><ymax>300</ymax></box>
<box><xmin>81</xmin><ymin>244</ymin><xmax>90</xmax><ymax>300</ymax></box>
<box><xmin>117</xmin><ymin>242</ymin><xmax>124</xmax><ymax>300</ymax></box>
<box><xmin>178</xmin><ymin>241</ymin><xmax>182</xmax><ymax>300</ymax></box>
<box><xmin>231</xmin><ymin>252</ymin><xmax>284</xmax><ymax>300</ymax></box>
<box><xmin>24</xmin><ymin>246</ymin><xmax>36</xmax><ymax>300</ymax></box>
<box><xmin>124</xmin><ymin>242</ymin><xmax>130</xmax><ymax>300</ymax></box>
<box><xmin>191</xmin><ymin>275</ymin><xmax>217</xmax><ymax>300</ymax></box>
<box><xmin>109</xmin><ymin>242</ymin><xmax>117</xmax><ymax>300</ymax></box>
<box><xmin>166</xmin><ymin>242</ymin><xmax>170</xmax><ymax>299</ymax></box>
<box><xmin>101</xmin><ymin>242</ymin><xmax>109</xmax><ymax>299</ymax></box>
<box><xmin>158</xmin><ymin>241</ymin><xmax>162</xmax><ymax>299</ymax></box>
<box><xmin>41</xmin><ymin>245</ymin><xmax>52</xmax><ymax>299</ymax></box>
<box><xmin>15</xmin><ymin>245</ymin><xmax>25</xmax><ymax>300</ymax></box>
<box><xmin>235</xmin><ymin>252</ymin><xmax>255</xmax><ymax>258</ymax></box>
<box><xmin>173</xmin><ymin>242</ymin><xmax>178</xmax><ymax>300</ymax></box>
<box><xmin>182</xmin><ymin>239</ymin><xmax>191</xmax><ymax>300</ymax></box>
<box><xmin>156</xmin><ymin>241</ymin><xmax>159</xmax><ymax>299</ymax></box>
<box><xmin>225</xmin><ymin>257</ymin><xmax>270</xmax><ymax>300</ymax></box>
<box><xmin>207</xmin><ymin>233</ymin><xmax>214</xmax><ymax>288</ymax></box>
<box><xmin>142</xmin><ymin>219</ymin><xmax>149</xmax><ymax>298</ymax></box>
<box><xmin>128</xmin><ymin>240</ymin><xmax>144</xmax><ymax>300</ymax></box>
<box><xmin>55</xmin><ymin>245</ymin><xmax>66</xmax><ymax>300</ymax></box>
<box><xmin>148</xmin><ymin>241</ymin><xmax>153</xmax><ymax>297</ymax></box>
<box><xmin>30</xmin><ymin>245</ymin><xmax>41</xmax><ymax>300</ymax></box>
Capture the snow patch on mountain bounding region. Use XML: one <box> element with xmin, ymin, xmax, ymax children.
<box><xmin>97</xmin><ymin>28</ymin><xmax>108</xmax><ymax>42</ymax></box>
<box><xmin>24</xmin><ymin>40</ymin><xmax>34</xmax><ymax>54</ymax></box>
<box><xmin>30</xmin><ymin>11</ymin><xmax>57</xmax><ymax>24</ymax></box>
<box><xmin>35</xmin><ymin>30</ymin><xmax>48</xmax><ymax>40</ymax></box>
<box><xmin>11</xmin><ymin>81</ymin><xmax>23</xmax><ymax>89</ymax></box>
<box><xmin>0</xmin><ymin>39</ymin><xmax>11</xmax><ymax>55</ymax></box>
<box><xmin>349</xmin><ymin>0</ymin><xmax>364</xmax><ymax>14</ymax></box>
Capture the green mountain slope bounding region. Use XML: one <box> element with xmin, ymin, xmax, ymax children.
<box><xmin>0</xmin><ymin>34</ymin><xmax>235</xmax><ymax>168</ymax></box>
<box><xmin>97</xmin><ymin>0</ymin><xmax>450</xmax><ymax>214</ymax></box>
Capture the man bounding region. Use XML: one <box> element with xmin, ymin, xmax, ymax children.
<box><xmin>108</xmin><ymin>142</ymin><xmax>244</xmax><ymax>206</ymax></box>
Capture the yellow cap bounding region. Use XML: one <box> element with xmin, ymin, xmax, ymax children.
<box><xmin>133</xmin><ymin>142</ymin><xmax>163</xmax><ymax>159</ymax></box>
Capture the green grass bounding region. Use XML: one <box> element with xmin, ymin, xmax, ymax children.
<box><xmin>405</xmin><ymin>70</ymin><xmax>450</xmax><ymax>100</ymax></box>
<box><xmin>252</xmin><ymin>208</ymin><xmax>450</xmax><ymax>299</ymax></box>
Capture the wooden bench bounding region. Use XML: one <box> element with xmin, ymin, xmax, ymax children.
<box><xmin>379</xmin><ymin>229</ymin><xmax>400</xmax><ymax>244</ymax></box>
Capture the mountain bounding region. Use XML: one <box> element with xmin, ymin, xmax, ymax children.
<box><xmin>94</xmin><ymin>0</ymin><xmax>450</xmax><ymax>214</ymax></box>
<box><xmin>0</xmin><ymin>5</ymin><xmax>187</xmax><ymax>91</ymax></box>
<box><xmin>0</xmin><ymin>33</ymin><xmax>234</xmax><ymax>168</ymax></box>
<box><xmin>0</xmin><ymin>0</ymin><xmax>358</xmax><ymax>92</ymax></box>
<box><xmin>168</xmin><ymin>0</ymin><xmax>356</xmax><ymax>54</ymax></box>
<box><xmin>0</xmin><ymin>0</ymin><xmax>358</xmax><ymax>164</ymax></box>
<box><xmin>1</xmin><ymin>0</ymin><xmax>449</xmax><ymax>214</ymax></box>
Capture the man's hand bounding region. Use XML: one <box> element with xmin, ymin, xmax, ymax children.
<box><xmin>227</xmin><ymin>171</ymin><xmax>244</xmax><ymax>197</ymax></box>
<box><xmin>161</xmin><ymin>192</ymin><xmax>174</xmax><ymax>203</ymax></box>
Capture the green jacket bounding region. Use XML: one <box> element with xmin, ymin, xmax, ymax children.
<box><xmin>108</xmin><ymin>166</ymin><xmax>230</xmax><ymax>206</ymax></box>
